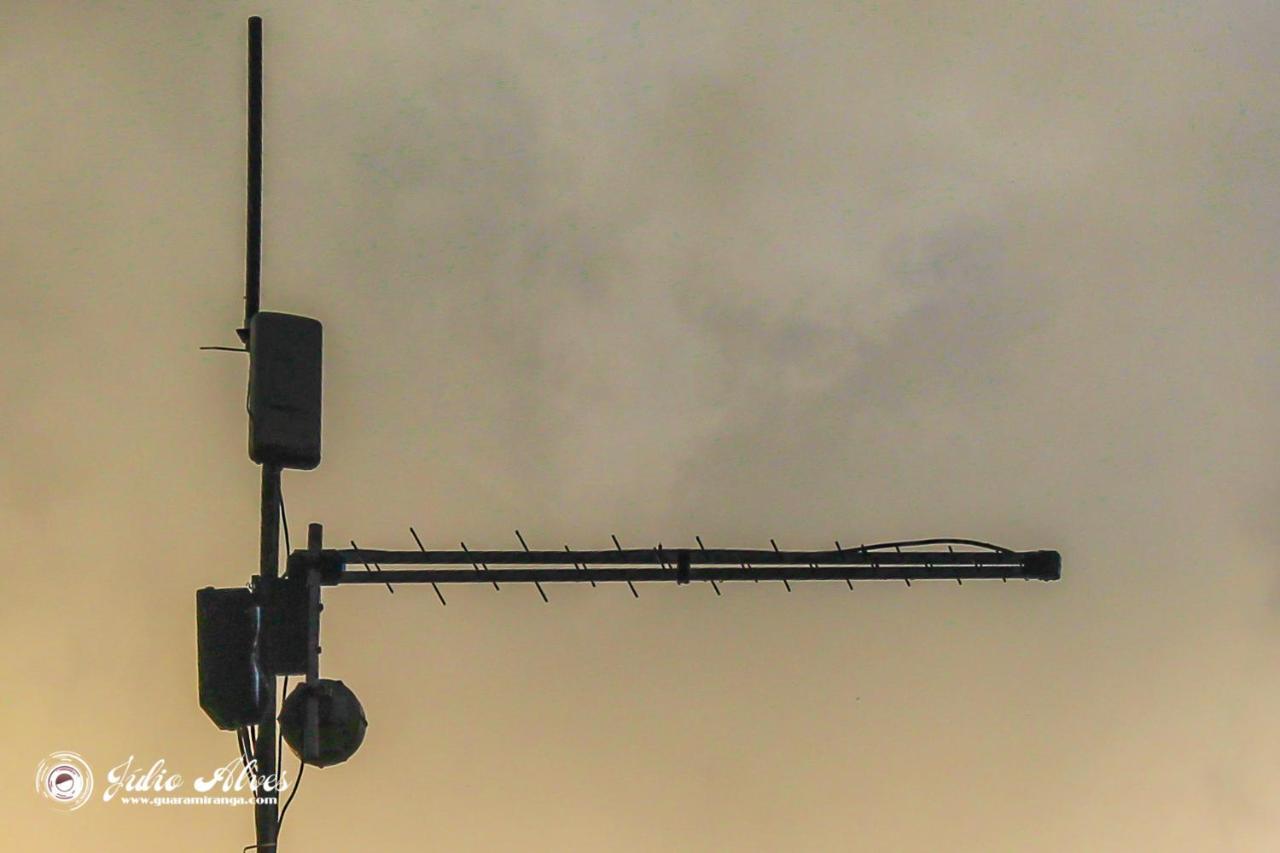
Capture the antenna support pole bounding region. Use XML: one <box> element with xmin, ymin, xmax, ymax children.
<box><xmin>246</xmin><ymin>18</ymin><xmax>276</xmax><ymax>852</ymax></box>
<box><xmin>253</xmin><ymin>462</ymin><xmax>281</xmax><ymax>850</ymax></box>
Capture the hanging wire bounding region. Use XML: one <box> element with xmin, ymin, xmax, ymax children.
<box><xmin>855</xmin><ymin>537</ymin><xmax>1011</xmax><ymax>553</ymax></box>
<box><xmin>276</xmin><ymin>759</ymin><xmax>306</xmax><ymax>837</ymax></box>
<box><xmin>236</xmin><ymin>727</ymin><xmax>257</xmax><ymax>786</ymax></box>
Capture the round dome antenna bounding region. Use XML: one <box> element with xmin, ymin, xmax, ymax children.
<box><xmin>279</xmin><ymin>679</ymin><xmax>368</xmax><ymax>768</ymax></box>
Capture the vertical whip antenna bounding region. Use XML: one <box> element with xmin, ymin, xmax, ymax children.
<box><xmin>239</xmin><ymin>16</ymin><xmax>263</xmax><ymax>343</ymax></box>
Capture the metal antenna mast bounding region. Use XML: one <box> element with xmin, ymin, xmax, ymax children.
<box><xmin>196</xmin><ymin>17</ymin><xmax>1061</xmax><ymax>852</ymax></box>
<box><xmin>245</xmin><ymin>16</ymin><xmax>281</xmax><ymax>852</ymax></box>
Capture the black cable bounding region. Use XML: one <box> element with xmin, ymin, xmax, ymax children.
<box><xmin>279</xmin><ymin>482</ymin><xmax>291</xmax><ymax>556</ymax></box>
<box><xmin>855</xmin><ymin>537</ymin><xmax>1013</xmax><ymax>554</ymax></box>
<box><xmin>236</xmin><ymin>727</ymin><xmax>258</xmax><ymax>788</ymax></box>
<box><xmin>276</xmin><ymin>759</ymin><xmax>306</xmax><ymax>837</ymax></box>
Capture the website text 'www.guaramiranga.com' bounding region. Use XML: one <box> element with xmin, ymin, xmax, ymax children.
<box><xmin>117</xmin><ymin>794</ymin><xmax>275</xmax><ymax>807</ymax></box>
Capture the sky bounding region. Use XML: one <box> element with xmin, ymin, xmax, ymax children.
<box><xmin>3</xmin><ymin>1</ymin><xmax>1279</xmax><ymax>850</ymax></box>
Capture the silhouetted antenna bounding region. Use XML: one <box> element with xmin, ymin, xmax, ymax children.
<box><xmin>612</xmin><ymin>534</ymin><xmax>639</xmax><ymax>598</ymax></box>
<box><xmin>238</xmin><ymin>15</ymin><xmax>263</xmax><ymax>344</ymax></box>
<box><xmin>460</xmin><ymin>541</ymin><xmax>499</xmax><ymax>590</ymax></box>
<box><xmin>834</xmin><ymin>541</ymin><xmax>853</xmax><ymax>589</ymax></box>
<box><xmin>676</xmin><ymin>549</ymin><xmax>691</xmax><ymax>585</ymax></box>
<box><xmin>893</xmin><ymin>545</ymin><xmax>910</xmax><ymax>586</ymax></box>
<box><xmin>409</xmin><ymin>528</ymin><xmax>446</xmax><ymax>606</ymax></box>
<box><xmin>350</xmin><ymin>540</ymin><xmax>395</xmax><ymax>594</ymax></box>
<box><xmin>696</xmin><ymin>537</ymin><xmax>720</xmax><ymax>595</ymax></box>
<box><xmin>315</xmin><ymin>543</ymin><xmax>1059</xmax><ymax>587</ymax></box>
<box><xmin>770</xmin><ymin>539</ymin><xmax>792</xmax><ymax>592</ymax></box>
<box><xmin>514</xmin><ymin>530</ymin><xmax>548</xmax><ymax>603</ymax></box>
<box><xmin>566</xmin><ymin>544</ymin><xmax>596</xmax><ymax>587</ymax></box>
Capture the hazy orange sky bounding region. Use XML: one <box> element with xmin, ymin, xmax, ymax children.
<box><xmin>5</xmin><ymin>2</ymin><xmax>1280</xmax><ymax>850</ymax></box>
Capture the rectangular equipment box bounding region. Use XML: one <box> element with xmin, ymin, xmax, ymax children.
<box><xmin>196</xmin><ymin>587</ymin><xmax>265</xmax><ymax>730</ymax></box>
<box><xmin>248</xmin><ymin>312</ymin><xmax>322</xmax><ymax>469</ymax></box>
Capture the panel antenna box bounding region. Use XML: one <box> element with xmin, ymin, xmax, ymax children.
<box><xmin>196</xmin><ymin>586</ymin><xmax>266</xmax><ymax>730</ymax></box>
<box><xmin>248</xmin><ymin>312</ymin><xmax>323</xmax><ymax>469</ymax></box>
